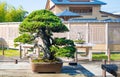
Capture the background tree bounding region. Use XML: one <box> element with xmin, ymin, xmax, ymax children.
<box><xmin>0</xmin><ymin>2</ymin><xmax>28</xmax><ymax>22</ymax></box>
<box><xmin>0</xmin><ymin>2</ymin><xmax>7</xmax><ymax>22</ymax></box>
<box><xmin>14</xmin><ymin>10</ymin><xmax>76</xmax><ymax>60</ymax></box>
<box><xmin>5</xmin><ymin>6</ymin><xmax>28</xmax><ymax>22</ymax></box>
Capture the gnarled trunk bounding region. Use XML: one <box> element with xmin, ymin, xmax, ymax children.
<box><xmin>39</xmin><ymin>28</ymin><xmax>52</xmax><ymax>59</ymax></box>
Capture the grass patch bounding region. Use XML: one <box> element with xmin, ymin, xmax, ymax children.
<box><xmin>0</xmin><ymin>49</ymin><xmax>19</xmax><ymax>57</ymax></box>
<box><xmin>92</xmin><ymin>53</ymin><xmax>120</xmax><ymax>61</ymax></box>
<box><xmin>0</xmin><ymin>49</ymin><xmax>120</xmax><ymax>61</ymax></box>
<box><xmin>0</xmin><ymin>49</ymin><xmax>43</xmax><ymax>57</ymax></box>
<box><xmin>92</xmin><ymin>53</ymin><xmax>107</xmax><ymax>61</ymax></box>
<box><xmin>111</xmin><ymin>53</ymin><xmax>120</xmax><ymax>61</ymax></box>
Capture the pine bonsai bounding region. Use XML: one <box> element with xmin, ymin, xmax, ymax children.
<box><xmin>14</xmin><ymin>10</ymin><xmax>75</xmax><ymax>61</ymax></box>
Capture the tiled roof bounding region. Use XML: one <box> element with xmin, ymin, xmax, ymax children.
<box><xmin>100</xmin><ymin>11</ymin><xmax>120</xmax><ymax>17</ymax></box>
<box><xmin>51</xmin><ymin>0</ymin><xmax>106</xmax><ymax>5</ymax></box>
<box><xmin>65</xmin><ymin>18</ymin><xmax>120</xmax><ymax>22</ymax></box>
<box><xmin>56</xmin><ymin>10</ymin><xmax>80</xmax><ymax>16</ymax></box>
<box><xmin>102</xmin><ymin>18</ymin><xmax>120</xmax><ymax>22</ymax></box>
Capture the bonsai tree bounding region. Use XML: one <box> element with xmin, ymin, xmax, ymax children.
<box><xmin>74</xmin><ymin>32</ymin><xmax>85</xmax><ymax>44</ymax></box>
<box><xmin>14</xmin><ymin>9</ymin><xmax>76</xmax><ymax>61</ymax></box>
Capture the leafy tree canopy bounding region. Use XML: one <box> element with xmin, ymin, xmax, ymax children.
<box><xmin>0</xmin><ymin>1</ymin><xmax>28</xmax><ymax>22</ymax></box>
<box><xmin>0</xmin><ymin>2</ymin><xmax>6</xmax><ymax>22</ymax></box>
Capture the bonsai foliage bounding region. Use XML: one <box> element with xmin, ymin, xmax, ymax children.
<box><xmin>54</xmin><ymin>38</ymin><xmax>74</xmax><ymax>46</ymax></box>
<box><xmin>51</xmin><ymin>38</ymin><xmax>76</xmax><ymax>58</ymax></box>
<box><xmin>14</xmin><ymin>33</ymin><xmax>33</xmax><ymax>44</ymax></box>
<box><xmin>14</xmin><ymin>10</ymin><xmax>71</xmax><ymax>60</ymax></box>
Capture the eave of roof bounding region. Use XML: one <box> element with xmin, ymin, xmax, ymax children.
<box><xmin>63</xmin><ymin>18</ymin><xmax>120</xmax><ymax>23</ymax></box>
<box><xmin>51</xmin><ymin>0</ymin><xmax>106</xmax><ymax>5</ymax></box>
<box><xmin>100</xmin><ymin>11</ymin><xmax>120</xmax><ymax>18</ymax></box>
<box><xmin>102</xmin><ymin>18</ymin><xmax>120</xmax><ymax>22</ymax></box>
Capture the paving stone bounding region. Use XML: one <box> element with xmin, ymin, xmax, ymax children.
<box><xmin>0</xmin><ymin>57</ymin><xmax>119</xmax><ymax>77</ymax></box>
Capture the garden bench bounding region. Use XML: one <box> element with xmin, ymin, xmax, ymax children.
<box><xmin>75</xmin><ymin>51</ymin><xmax>92</xmax><ymax>61</ymax></box>
<box><xmin>75</xmin><ymin>43</ymin><xmax>95</xmax><ymax>61</ymax></box>
<box><xmin>21</xmin><ymin>44</ymin><xmax>39</xmax><ymax>58</ymax></box>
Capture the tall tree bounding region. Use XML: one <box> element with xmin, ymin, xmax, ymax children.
<box><xmin>0</xmin><ymin>2</ymin><xmax>28</xmax><ymax>22</ymax></box>
<box><xmin>0</xmin><ymin>2</ymin><xmax>7</xmax><ymax>22</ymax></box>
<box><xmin>5</xmin><ymin>6</ymin><xmax>28</xmax><ymax>22</ymax></box>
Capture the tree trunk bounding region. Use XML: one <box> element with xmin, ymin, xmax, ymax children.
<box><xmin>39</xmin><ymin>28</ymin><xmax>51</xmax><ymax>59</ymax></box>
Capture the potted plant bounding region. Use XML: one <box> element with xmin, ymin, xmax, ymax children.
<box><xmin>14</xmin><ymin>10</ymin><xmax>76</xmax><ymax>73</ymax></box>
<box><xmin>74</xmin><ymin>32</ymin><xmax>85</xmax><ymax>44</ymax></box>
<box><xmin>74</xmin><ymin>39</ymin><xmax>85</xmax><ymax>44</ymax></box>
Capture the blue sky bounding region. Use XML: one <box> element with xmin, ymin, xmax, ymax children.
<box><xmin>100</xmin><ymin>0</ymin><xmax>120</xmax><ymax>13</ymax></box>
<box><xmin>0</xmin><ymin>0</ymin><xmax>120</xmax><ymax>13</ymax></box>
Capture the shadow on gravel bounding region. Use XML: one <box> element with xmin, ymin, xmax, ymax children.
<box><xmin>62</xmin><ymin>64</ymin><xmax>95</xmax><ymax>77</ymax></box>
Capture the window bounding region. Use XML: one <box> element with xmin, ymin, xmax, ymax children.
<box><xmin>70</xmin><ymin>7</ymin><xmax>92</xmax><ymax>15</ymax></box>
<box><xmin>101</xmin><ymin>15</ymin><xmax>108</xmax><ymax>17</ymax></box>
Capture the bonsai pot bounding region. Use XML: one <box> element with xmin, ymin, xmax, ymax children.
<box><xmin>31</xmin><ymin>62</ymin><xmax>63</xmax><ymax>73</ymax></box>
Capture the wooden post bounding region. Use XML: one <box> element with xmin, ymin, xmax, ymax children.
<box><xmin>19</xmin><ymin>43</ymin><xmax>22</xmax><ymax>59</ymax></box>
<box><xmin>15</xmin><ymin>59</ymin><xmax>18</xmax><ymax>64</ymax></box>
<box><xmin>107</xmin><ymin>49</ymin><xmax>111</xmax><ymax>64</ymax></box>
<box><xmin>75</xmin><ymin>51</ymin><xmax>78</xmax><ymax>62</ymax></box>
<box><xmin>2</xmin><ymin>44</ymin><xmax>4</xmax><ymax>56</ymax></box>
<box><xmin>102</xmin><ymin>59</ymin><xmax>106</xmax><ymax>77</ymax></box>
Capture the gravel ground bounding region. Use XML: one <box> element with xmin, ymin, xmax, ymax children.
<box><xmin>0</xmin><ymin>56</ymin><xmax>120</xmax><ymax>77</ymax></box>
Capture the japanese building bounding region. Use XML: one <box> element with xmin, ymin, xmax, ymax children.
<box><xmin>45</xmin><ymin>0</ymin><xmax>120</xmax><ymax>52</ymax></box>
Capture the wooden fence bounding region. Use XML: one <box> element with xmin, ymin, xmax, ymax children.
<box><xmin>0</xmin><ymin>22</ymin><xmax>120</xmax><ymax>51</ymax></box>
